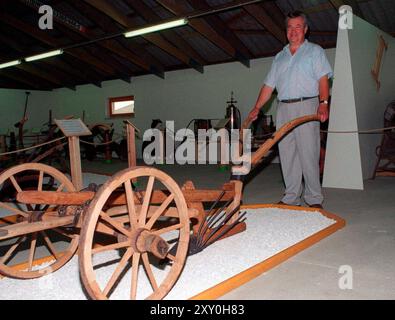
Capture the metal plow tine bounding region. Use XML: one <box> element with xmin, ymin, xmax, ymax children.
<box><xmin>196</xmin><ymin>209</ymin><xmax>228</xmax><ymax>248</ymax></box>
<box><xmin>196</xmin><ymin>198</ymin><xmax>232</xmax><ymax>243</ymax></box>
<box><xmin>197</xmin><ymin>204</ymin><xmax>240</xmax><ymax>248</ymax></box>
<box><xmin>202</xmin><ymin>211</ymin><xmax>247</xmax><ymax>248</ymax></box>
<box><xmin>196</xmin><ymin>190</ymin><xmax>225</xmax><ymax>238</ymax></box>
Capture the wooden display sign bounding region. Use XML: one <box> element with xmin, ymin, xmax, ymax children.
<box><xmin>55</xmin><ymin>118</ymin><xmax>92</xmax><ymax>137</ymax></box>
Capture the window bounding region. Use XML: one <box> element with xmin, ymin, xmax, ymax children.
<box><xmin>108</xmin><ymin>95</ymin><xmax>134</xmax><ymax>117</ymax></box>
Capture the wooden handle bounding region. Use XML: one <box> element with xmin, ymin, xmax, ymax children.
<box><xmin>250</xmin><ymin>114</ymin><xmax>320</xmax><ymax>166</ymax></box>
<box><xmin>241</xmin><ymin>117</ymin><xmax>252</xmax><ymax>131</ymax></box>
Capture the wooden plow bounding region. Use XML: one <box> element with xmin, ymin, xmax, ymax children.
<box><xmin>0</xmin><ymin>114</ymin><xmax>320</xmax><ymax>300</ymax></box>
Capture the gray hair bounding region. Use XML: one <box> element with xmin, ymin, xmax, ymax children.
<box><xmin>285</xmin><ymin>11</ymin><xmax>308</xmax><ymax>28</ymax></box>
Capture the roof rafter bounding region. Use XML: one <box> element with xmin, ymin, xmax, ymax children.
<box><xmin>329</xmin><ymin>0</ymin><xmax>364</xmax><ymax>18</ymax></box>
<box><xmin>185</xmin><ymin>0</ymin><xmax>252</xmax><ymax>66</ymax></box>
<box><xmin>0</xmin><ymin>31</ymin><xmax>93</xmax><ymax>86</ymax></box>
<box><xmin>243</xmin><ymin>2</ymin><xmax>287</xmax><ymax>45</ymax></box>
<box><xmin>157</xmin><ymin>0</ymin><xmax>251</xmax><ymax>67</ymax></box>
<box><xmin>83</xmin><ymin>0</ymin><xmax>203</xmax><ymax>73</ymax></box>
<box><xmin>125</xmin><ymin>0</ymin><xmax>206</xmax><ymax>70</ymax></box>
<box><xmin>0</xmin><ymin>12</ymin><xmax>116</xmax><ymax>78</ymax></box>
<box><xmin>68</xmin><ymin>0</ymin><xmax>165</xmax><ymax>79</ymax></box>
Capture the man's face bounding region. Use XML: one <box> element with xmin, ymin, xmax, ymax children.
<box><xmin>287</xmin><ymin>16</ymin><xmax>307</xmax><ymax>46</ymax></box>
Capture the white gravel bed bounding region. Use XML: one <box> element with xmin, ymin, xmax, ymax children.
<box><xmin>0</xmin><ymin>206</ymin><xmax>336</xmax><ymax>300</ymax></box>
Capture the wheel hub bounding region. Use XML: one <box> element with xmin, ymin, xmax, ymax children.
<box><xmin>131</xmin><ymin>228</ymin><xmax>169</xmax><ymax>259</ymax></box>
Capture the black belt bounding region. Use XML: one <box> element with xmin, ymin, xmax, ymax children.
<box><xmin>279</xmin><ymin>96</ymin><xmax>317</xmax><ymax>103</ymax></box>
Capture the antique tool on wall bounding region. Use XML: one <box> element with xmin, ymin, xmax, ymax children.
<box><xmin>14</xmin><ymin>91</ymin><xmax>30</xmax><ymax>152</ymax></box>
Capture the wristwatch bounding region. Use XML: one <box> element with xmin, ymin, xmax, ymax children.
<box><xmin>319</xmin><ymin>100</ymin><xmax>328</xmax><ymax>105</ymax></box>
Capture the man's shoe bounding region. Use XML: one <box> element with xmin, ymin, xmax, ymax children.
<box><xmin>309</xmin><ymin>203</ymin><xmax>323</xmax><ymax>209</ymax></box>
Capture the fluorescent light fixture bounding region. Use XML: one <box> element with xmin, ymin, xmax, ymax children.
<box><xmin>0</xmin><ymin>60</ymin><xmax>22</xmax><ymax>69</ymax></box>
<box><xmin>124</xmin><ymin>18</ymin><xmax>188</xmax><ymax>38</ymax></box>
<box><xmin>25</xmin><ymin>49</ymin><xmax>63</xmax><ymax>62</ymax></box>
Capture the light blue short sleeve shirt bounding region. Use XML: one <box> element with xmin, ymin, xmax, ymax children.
<box><xmin>264</xmin><ymin>40</ymin><xmax>333</xmax><ymax>101</ymax></box>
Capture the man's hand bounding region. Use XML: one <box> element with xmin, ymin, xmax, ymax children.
<box><xmin>248</xmin><ymin>107</ymin><xmax>260</xmax><ymax>122</ymax></box>
<box><xmin>317</xmin><ymin>103</ymin><xmax>329</xmax><ymax>122</ymax></box>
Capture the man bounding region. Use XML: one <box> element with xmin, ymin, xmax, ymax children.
<box><xmin>247</xmin><ymin>11</ymin><xmax>333</xmax><ymax>208</ymax></box>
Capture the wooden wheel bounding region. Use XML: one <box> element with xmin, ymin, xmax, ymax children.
<box><xmin>0</xmin><ymin>163</ymin><xmax>79</xmax><ymax>279</ymax></box>
<box><xmin>79</xmin><ymin>167</ymin><xmax>190</xmax><ymax>300</ymax></box>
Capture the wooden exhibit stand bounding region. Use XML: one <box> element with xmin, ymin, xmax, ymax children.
<box><xmin>124</xmin><ymin>120</ymin><xmax>140</xmax><ymax>184</ymax></box>
<box><xmin>124</xmin><ymin>120</ymin><xmax>140</xmax><ymax>168</ymax></box>
<box><xmin>55</xmin><ymin>119</ymin><xmax>92</xmax><ymax>191</ymax></box>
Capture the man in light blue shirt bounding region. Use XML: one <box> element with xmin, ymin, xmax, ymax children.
<box><xmin>247</xmin><ymin>11</ymin><xmax>333</xmax><ymax>208</ymax></box>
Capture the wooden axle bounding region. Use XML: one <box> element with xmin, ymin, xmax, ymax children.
<box><xmin>0</xmin><ymin>215</ymin><xmax>74</xmax><ymax>240</ymax></box>
<box><xmin>17</xmin><ymin>188</ymin><xmax>235</xmax><ymax>206</ymax></box>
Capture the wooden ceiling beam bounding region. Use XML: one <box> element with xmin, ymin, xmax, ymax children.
<box><xmin>83</xmin><ymin>0</ymin><xmax>202</xmax><ymax>73</ymax></box>
<box><xmin>0</xmin><ymin>32</ymin><xmax>94</xmax><ymax>87</ymax></box>
<box><xmin>17</xmin><ymin>63</ymin><xmax>76</xmax><ymax>90</ymax></box>
<box><xmin>0</xmin><ymin>69</ymin><xmax>51</xmax><ymax>90</ymax></box>
<box><xmin>157</xmin><ymin>0</ymin><xmax>250</xmax><ymax>67</ymax></box>
<box><xmin>185</xmin><ymin>0</ymin><xmax>252</xmax><ymax>67</ymax></box>
<box><xmin>68</xmin><ymin>0</ymin><xmax>165</xmax><ymax>79</ymax></box>
<box><xmin>54</xmin><ymin>24</ymin><xmax>133</xmax><ymax>84</ymax></box>
<box><xmin>233</xmin><ymin>29</ymin><xmax>337</xmax><ymax>36</ymax></box>
<box><xmin>0</xmin><ymin>50</ymin><xmax>76</xmax><ymax>90</ymax></box>
<box><xmin>329</xmin><ymin>0</ymin><xmax>364</xmax><ymax>18</ymax></box>
<box><xmin>0</xmin><ymin>12</ymin><xmax>116</xmax><ymax>76</ymax></box>
<box><xmin>224</xmin><ymin>10</ymin><xmax>249</xmax><ymax>27</ymax></box>
<box><xmin>124</xmin><ymin>0</ymin><xmax>206</xmax><ymax>70</ymax></box>
<box><xmin>243</xmin><ymin>2</ymin><xmax>287</xmax><ymax>44</ymax></box>
<box><xmin>303</xmin><ymin>2</ymin><xmax>333</xmax><ymax>15</ymax></box>
<box><xmin>0</xmin><ymin>76</ymin><xmax>37</xmax><ymax>90</ymax></box>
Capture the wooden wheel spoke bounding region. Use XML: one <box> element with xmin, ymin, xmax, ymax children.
<box><xmin>100</xmin><ymin>211</ymin><xmax>131</xmax><ymax>237</ymax></box>
<box><xmin>28</xmin><ymin>233</ymin><xmax>38</xmax><ymax>271</ymax></box>
<box><xmin>56</xmin><ymin>183</ymin><xmax>65</xmax><ymax>192</ymax></box>
<box><xmin>92</xmin><ymin>241</ymin><xmax>130</xmax><ymax>255</ymax></box>
<box><xmin>139</xmin><ymin>176</ymin><xmax>155</xmax><ymax>226</ymax></box>
<box><xmin>167</xmin><ymin>253</ymin><xmax>176</xmax><ymax>261</ymax></box>
<box><xmin>0</xmin><ymin>236</ymin><xmax>26</xmax><ymax>264</ymax></box>
<box><xmin>145</xmin><ymin>193</ymin><xmax>175</xmax><ymax>230</ymax></box>
<box><xmin>40</xmin><ymin>231</ymin><xmax>60</xmax><ymax>260</ymax></box>
<box><xmin>103</xmin><ymin>247</ymin><xmax>133</xmax><ymax>297</ymax></box>
<box><xmin>0</xmin><ymin>164</ymin><xmax>78</xmax><ymax>279</ymax></box>
<box><xmin>124</xmin><ymin>180</ymin><xmax>138</xmax><ymax>226</ymax></box>
<box><xmin>141</xmin><ymin>252</ymin><xmax>158</xmax><ymax>291</ymax></box>
<box><xmin>153</xmin><ymin>223</ymin><xmax>183</xmax><ymax>236</ymax></box>
<box><xmin>52</xmin><ymin>228</ymin><xmax>75</xmax><ymax>239</ymax></box>
<box><xmin>80</xmin><ymin>167</ymin><xmax>189</xmax><ymax>300</ymax></box>
<box><xmin>9</xmin><ymin>175</ymin><xmax>22</xmax><ymax>192</ymax></box>
<box><xmin>37</xmin><ymin>171</ymin><xmax>44</xmax><ymax>191</ymax></box>
<box><xmin>130</xmin><ymin>252</ymin><xmax>141</xmax><ymax>300</ymax></box>
<box><xmin>0</xmin><ymin>202</ymin><xmax>28</xmax><ymax>218</ymax></box>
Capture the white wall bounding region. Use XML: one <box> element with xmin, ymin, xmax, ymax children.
<box><xmin>0</xmin><ymin>89</ymin><xmax>51</xmax><ymax>136</ymax></box>
<box><xmin>349</xmin><ymin>16</ymin><xmax>395</xmax><ymax>179</ymax></box>
<box><xmin>0</xmin><ymin>47</ymin><xmax>336</xmax><ymax>159</ymax></box>
<box><xmin>46</xmin><ymin>49</ymin><xmax>335</xmax><ymax>158</ymax></box>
